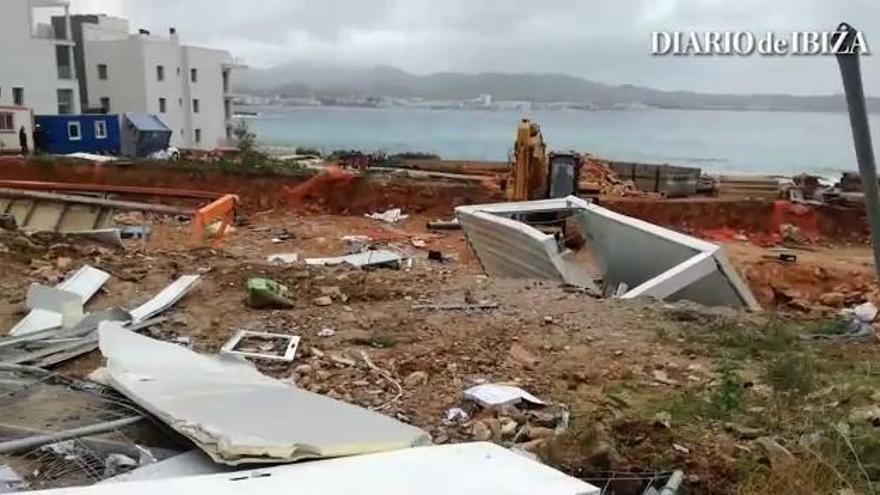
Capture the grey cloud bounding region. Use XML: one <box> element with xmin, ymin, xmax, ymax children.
<box><xmin>69</xmin><ymin>0</ymin><xmax>880</xmax><ymax>94</ymax></box>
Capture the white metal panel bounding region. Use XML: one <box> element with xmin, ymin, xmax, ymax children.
<box><xmin>128</xmin><ymin>275</ymin><xmax>200</xmax><ymax>324</ymax></box>
<box><xmin>29</xmin><ymin>443</ymin><xmax>600</xmax><ymax>495</ymax></box>
<box><xmin>9</xmin><ymin>266</ymin><xmax>110</xmax><ymax>336</ymax></box>
<box><xmin>97</xmin><ymin>325</ymin><xmax>431</xmax><ymax>465</ymax></box>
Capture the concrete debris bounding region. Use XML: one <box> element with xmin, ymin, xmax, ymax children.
<box><xmin>246</xmin><ymin>278</ymin><xmax>294</xmax><ymax>309</ymax></box>
<box><xmin>457</xmin><ymin>196</ymin><xmax>760</xmax><ymax>310</ymax></box>
<box><xmin>443</xmin><ymin>407</ymin><xmax>470</xmax><ymax>425</ymax></box>
<box><xmin>365</xmin><ymin>208</ymin><xmax>409</xmax><ymax>224</ymax></box>
<box><xmin>220</xmin><ymin>330</ymin><xmax>300</xmax><ymax>363</ymax></box>
<box><xmin>313</xmin><ymin>296</ymin><xmax>333</xmax><ymax>307</ymax></box>
<box><xmin>403</xmin><ymin>371</ymin><xmax>428</xmax><ymax>388</ymax></box>
<box><xmin>96</xmin><ymin>324</ymin><xmax>430</xmax><ymax>465</ymax></box>
<box><xmin>24</xmin><ymin>443</ymin><xmax>600</xmax><ymax>495</ymax></box>
<box><xmin>317</xmin><ymin>327</ymin><xmax>336</xmax><ymax>338</ymax></box>
<box><xmin>267</xmin><ymin>253</ymin><xmax>299</xmax><ymax>264</ymax></box>
<box><xmin>464</xmin><ymin>384</ymin><xmax>547</xmax><ymax>408</ymax></box>
<box><xmin>754</xmin><ymin>437</ymin><xmax>796</xmax><ymax>468</ymax></box>
<box><xmin>10</xmin><ymin>265</ymin><xmax>110</xmax><ymax>336</ymax></box>
<box><xmin>305</xmin><ymin>250</ymin><xmax>404</xmax><ymax>269</ymax></box>
<box><xmin>128</xmin><ymin>275</ymin><xmax>201</xmax><ymax>324</ymax></box>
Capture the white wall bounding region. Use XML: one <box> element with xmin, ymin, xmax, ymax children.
<box><xmin>0</xmin><ymin>107</ymin><xmax>33</xmax><ymax>152</ymax></box>
<box><xmin>82</xmin><ymin>28</ymin><xmax>235</xmax><ymax>150</ymax></box>
<box><xmin>0</xmin><ymin>0</ymin><xmax>80</xmax><ymax>115</ymax></box>
<box><xmin>184</xmin><ymin>46</ymin><xmax>232</xmax><ymax>149</ymax></box>
<box><xmin>84</xmin><ymin>38</ymin><xmax>148</xmax><ymax>115</ymax></box>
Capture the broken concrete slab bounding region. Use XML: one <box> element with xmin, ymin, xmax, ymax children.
<box><xmin>24</xmin><ymin>442</ymin><xmax>600</xmax><ymax>495</ymax></box>
<box><xmin>10</xmin><ymin>266</ymin><xmax>110</xmax><ymax>336</ymax></box>
<box><xmin>97</xmin><ymin>324</ymin><xmax>430</xmax><ymax>465</ymax></box>
<box><xmin>128</xmin><ymin>275</ymin><xmax>200</xmax><ymax>324</ymax></box>
<box><xmin>456</xmin><ymin>196</ymin><xmax>759</xmax><ymax>310</ymax></box>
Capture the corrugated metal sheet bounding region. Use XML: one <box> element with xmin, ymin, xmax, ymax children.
<box><xmin>457</xmin><ymin>197</ymin><xmax>760</xmax><ymax>310</ymax></box>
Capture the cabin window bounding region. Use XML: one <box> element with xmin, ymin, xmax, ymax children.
<box><xmin>68</xmin><ymin>121</ymin><xmax>82</xmax><ymax>141</ymax></box>
<box><xmin>95</xmin><ymin>120</ymin><xmax>108</xmax><ymax>139</ymax></box>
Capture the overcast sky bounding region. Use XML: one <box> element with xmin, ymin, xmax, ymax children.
<box><xmin>67</xmin><ymin>0</ymin><xmax>880</xmax><ymax>95</ymax></box>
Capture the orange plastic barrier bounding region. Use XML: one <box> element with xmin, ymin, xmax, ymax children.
<box><xmin>191</xmin><ymin>194</ymin><xmax>239</xmax><ymax>247</ymax></box>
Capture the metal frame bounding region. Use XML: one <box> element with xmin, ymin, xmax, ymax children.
<box><xmin>220</xmin><ymin>330</ymin><xmax>300</xmax><ymax>363</ymax></box>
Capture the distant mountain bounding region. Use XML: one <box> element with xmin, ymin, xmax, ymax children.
<box><xmin>237</xmin><ymin>62</ymin><xmax>880</xmax><ymax>113</ymax></box>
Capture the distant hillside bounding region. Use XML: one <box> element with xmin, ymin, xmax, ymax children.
<box><xmin>237</xmin><ymin>62</ymin><xmax>880</xmax><ymax>113</ymax></box>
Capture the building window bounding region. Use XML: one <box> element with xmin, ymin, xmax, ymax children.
<box><xmin>190</xmin><ymin>68</ymin><xmax>198</xmax><ymax>83</ymax></box>
<box><xmin>68</xmin><ymin>121</ymin><xmax>82</xmax><ymax>141</ymax></box>
<box><xmin>159</xmin><ymin>98</ymin><xmax>167</xmax><ymax>113</ymax></box>
<box><xmin>157</xmin><ymin>65</ymin><xmax>165</xmax><ymax>81</ymax></box>
<box><xmin>98</xmin><ymin>64</ymin><xmax>108</xmax><ymax>80</ymax></box>
<box><xmin>100</xmin><ymin>97</ymin><xmax>111</xmax><ymax>113</ymax></box>
<box><xmin>193</xmin><ymin>99</ymin><xmax>200</xmax><ymax>113</ymax></box>
<box><xmin>12</xmin><ymin>88</ymin><xmax>24</xmax><ymax>106</ymax></box>
<box><xmin>57</xmin><ymin>89</ymin><xmax>74</xmax><ymax>115</ymax></box>
<box><xmin>194</xmin><ymin>129</ymin><xmax>202</xmax><ymax>143</ymax></box>
<box><xmin>95</xmin><ymin>120</ymin><xmax>108</xmax><ymax>139</ymax></box>
<box><xmin>0</xmin><ymin>113</ymin><xmax>13</xmax><ymax>132</ymax></box>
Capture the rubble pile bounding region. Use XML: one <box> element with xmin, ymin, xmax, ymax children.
<box><xmin>579</xmin><ymin>157</ymin><xmax>642</xmax><ymax>197</ymax></box>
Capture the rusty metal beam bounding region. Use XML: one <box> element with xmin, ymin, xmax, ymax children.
<box><xmin>0</xmin><ymin>188</ymin><xmax>194</xmax><ymax>216</ymax></box>
<box><xmin>0</xmin><ymin>180</ymin><xmax>220</xmax><ymax>200</ymax></box>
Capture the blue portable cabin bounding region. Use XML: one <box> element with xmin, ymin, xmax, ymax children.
<box><xmin>34</xmin><ymin>114</ymin><xmax>120</xmax><ymax>155</ymax></box>
<box><xmin>120</xmin><ymin>113</ymin><xmax>172</xmax><ymax>158</ymax></box>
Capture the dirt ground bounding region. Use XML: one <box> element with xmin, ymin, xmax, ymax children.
<box><xmin>1</xmin><ymin>183</ymin><xmax>879</xmax><ymax>493</ymax></box>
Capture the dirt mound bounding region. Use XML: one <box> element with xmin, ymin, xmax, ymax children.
<box><xmin>580</xmin><ymin>157</ymin><xmax>644</xmax><ymax>197</ymax></box>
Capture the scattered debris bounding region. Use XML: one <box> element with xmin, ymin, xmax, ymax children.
<box><xmin>96</xmin><ymin>325</ymin><xmax>430</xmax><ymax>465</ymax></box>
<box><xmin>365</xmin><ymin>208</ymin><xmax>409</xmax><ymax>224</ymax></box>
<box><xmin>317</xmin><ymin>327</ymin><xmax>336</xmax><ymax>338</ymax></box>
<box><xmin>267</xmin><ymin>253</ymin><xmax>299</xmax><ymax>264</ymax></box>
<box><xmin>411</xmin><ymin>302</ymin><xmax>499</xmax><ymax>311</ymax></box>
<box><xmin>463</xmin><ymin>384</ymin><xmax>547</xmax><ymax>408</ymax></box>
<box><xmin>305</xmin><ymin>250</ymin><xmax>404</xmax><ymax>269</ymax></box>
<box><xmin>246</xmin><ymin>278</ymin><xmax>294</xmax><ymax>309</ymax></box>
<box><xmin>220</xmin><ymin>330</ymin><xmax>300</xmax><ymax>363</ymax></box>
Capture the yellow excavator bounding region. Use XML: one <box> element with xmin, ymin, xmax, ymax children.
<box><xmin>506</xmin><ymin>119</ymin><xmax>582</xmax><ymax>201</ymax></box>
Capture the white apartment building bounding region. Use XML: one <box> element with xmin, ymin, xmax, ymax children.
<box><xmin>80</xmin><ymin>19</ymin><xmax>240</xmax><ymax>150</ymax></box>
<box><xmin>0</xmin><ymin>0</ymin><xmax>80</xmax><ymax>116</ymax></box>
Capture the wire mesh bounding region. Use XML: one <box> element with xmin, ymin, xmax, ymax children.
<box><xmin>0</xmin><ymin>367</ymin><xmax>160</xmax><ymax>491</ymax></box>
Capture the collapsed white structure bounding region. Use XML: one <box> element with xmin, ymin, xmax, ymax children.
<box><xmin>456</xmin><ymin>196</ymin><xmax>760</xmax><ymax>310</ymax></box>
<box><xmin>97</xmin><ymin>325</ymin><xmax>431</xmax><ymax>465</ymax></box>
<box><xmin>29</xmin><ymin>443</ymin><xmax>600</xmax><ymax>495</ymax></box>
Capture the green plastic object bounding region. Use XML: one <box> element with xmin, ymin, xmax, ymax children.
<box><xmin>247</xmin><ymin>278</ymin><xmax>294</xmax><ymax>309</ymax></box>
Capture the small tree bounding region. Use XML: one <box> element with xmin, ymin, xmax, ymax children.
<box><xmin>232</xmin><ymin>120</ymin><xmax>257</xmax><ymax>154</ymax></box>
